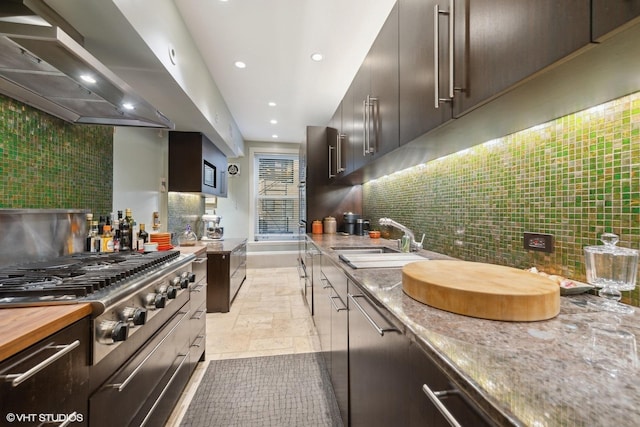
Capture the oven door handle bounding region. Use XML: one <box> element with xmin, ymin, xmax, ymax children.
<box><xmin>0</xmin><ymin>340</ymin><xmax>80</xmax><ymax>387</ymax></box>
<box><xmin>107</xmin><ymin>310</ymin><xmax>189</xmax><ymax>392</ymax></box>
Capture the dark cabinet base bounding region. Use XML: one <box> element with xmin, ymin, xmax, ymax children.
<box><xmin>206</xmin><ymin>240</ymin><xmax>247</xmax><ymax>313</ymax></box>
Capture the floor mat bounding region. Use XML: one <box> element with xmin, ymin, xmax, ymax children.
<box><xmin>179</xmin><ymin>352</ymin><xmax>343</xmax><ymax>427</ymax></box>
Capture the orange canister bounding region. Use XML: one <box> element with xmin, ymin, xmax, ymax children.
<box><xmin>312</xmin><ymin>220</ymin><xmax>323</xmax><ymax>234</ymax></box>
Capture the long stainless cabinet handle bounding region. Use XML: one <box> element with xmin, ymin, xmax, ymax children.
<box><xmin>328</xmin><ymin>144</ymin><xmax>336</xmax><ymax>178</ymax></box>
<box><xmin>0</xmin><ymin>340</ymin><xmax>80</xmax><ymax>387</ymax></box>
<box><xmin>363</xmin><ymin>97</ymin><xmax>368</xmax><ymax>156</ymax></box>
<box><xmin>139</xmin><ymin>351</ymin><xmax>190</xmax><ymax>427</ymax></box>
<box><xmin>422</xmin><ymin>384</ymin><xmax>463</xmax><ymax>427</ymax></box>
<box><xmin>434</xmin><ymin>0</ymin><xmax>455</xmax><ymax>108</ymax></box>
<box><xmin>329</xmin><ymin>294</ymin><xmax>348</xmax><ymax>312</ymax></box>
<box><xmin>337</xmin><ymin>133</ymin><xmax>345</xmax><ymax>173</ymax></box>
<box><xmin>108</xmin><ymin>310</ymin><xmax>188</xmax><ymax>392</ymax></box>
<box><xmin>348</xmin><ymin>293</ymin><xmax>399</xmax><ymax>336</ymax></box>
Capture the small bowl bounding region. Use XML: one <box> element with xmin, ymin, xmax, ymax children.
<box><xmin>143</xmin><ymin>242</ymin><xmax>158</xmax><ymax>252</ymax></box>
<box><xmin>369</xmin><ymin>230</ymin><xmax>381</xmax><ymax>239</ymax></box>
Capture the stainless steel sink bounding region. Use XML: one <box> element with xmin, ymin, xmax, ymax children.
<box><xmin>332</xmin><ymin>246</ymin><xmax>400</xmax><ymax>254</ymax></box>
<box><xmin>334</xmin><ymin>247</ymin><xmax>427</xmax><ymax>269</ymax></box>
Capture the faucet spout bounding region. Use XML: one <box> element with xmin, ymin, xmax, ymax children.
<box><xmin>378</xmin><ymin>218</ymin><xmax>423</xmax><ymax>251</ymax></box>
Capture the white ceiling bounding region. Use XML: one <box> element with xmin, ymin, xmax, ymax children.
<box><xmin>45</xmin><ymin>0</ymin><xmax>397</xmax><ymax>151</ymax></box>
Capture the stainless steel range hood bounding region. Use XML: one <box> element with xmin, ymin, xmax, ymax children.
<box><xmin>0</xmin><ymin>1</ymin><xmax>173</xmax><ymax>128</ymax></box>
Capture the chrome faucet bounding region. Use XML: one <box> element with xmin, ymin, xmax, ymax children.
<box><xmin>378</xmin><ymin>218</ymin><xmax>424</xmax><ymax>252</ymax></box>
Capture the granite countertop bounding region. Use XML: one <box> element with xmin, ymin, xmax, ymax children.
<box><xmin>177</xmin><ymin>238</ymin><xmax>247</xmax><ymax>255</ymax></box>
<box><xmin>310</xmin><ymin>233</ymin><xmax>640</xmax><ymax>426</ymax></box>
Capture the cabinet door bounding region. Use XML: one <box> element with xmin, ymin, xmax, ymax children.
<box><xmin>314</xmin><ymin>255</ymin><xmax>332</xmax><ymax>368</ymax></box>
<box><xmin>322</xmin><ymin>257</ymin><xmax>349</xmax><ymax>426</ymax></box>
<box><xmin>368</xmin><ymin>3</ymin><xmax>400</xmax><ymax>158</ymax></box>
<box><xmin>452</xmin><ymin>0</ymin><xmax>590</xmax><ymax>117</ymax></box>
<box><xmin>349</xmin><ymin>63</ymin><xmax>371</xmax><ymax>173</ymax></box>
<box><xmin>592</xmin><ymin>0</ymin><xmax>640</xmax><ymax>40</ymax></box>
<box><xmin>399</xmin><ymin>0</ymin><xmax>453</xmax><ymax>145</ymax></box>
<box><xmin>341</xmin><ymin>76</ymin><xmax>358</xmax><ymax>175</ymax></box>
<box><xmin>348</xmin><ymin>283</ymin><xmax>410</xmax><ymax>427</ymax></box>
<box><xmin>408</xmin><ymin>342</ymin><xmax>495</xmax><ymax>426</ymax></box>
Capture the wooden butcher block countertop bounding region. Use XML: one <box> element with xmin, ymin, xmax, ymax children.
<box><xmin>402</xmin><ymin>260</ymin><xmax>560</xmax><ymax>321</ymax></box>
<box><xmin>0</xmin><ymin>304</ymin><xmax>92</xmax><ymax>362</ymax></box>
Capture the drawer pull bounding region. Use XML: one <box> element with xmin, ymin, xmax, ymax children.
<box><xmin>193</xmin><ymin>257</ymin><xmax>207</xmax><ymax>264</ymax></box>
<box><xmin>0</xmin><ymin>340</ymin><xmax>80</xmax><ymax>387</ymax></box>
<box><xmin>107</xmin><ymin>311</ymin><xmax>188</xmax><ymax>391</ymax></box>
<box><xmin>422</xmin><ymin>384</ymin><xmax>462</xmax><ymax>427</ymax></box>
<box><xmin>191</xmin><ymin>284</ymin><xmax>206</xmax><ymax>293</ymax></box>
<box><xmin>329</xmin><ymin>295</ymin><xmax>347</xmax><ymax>312</ymax></box>
<box><xmin>191</xmin><ymin>309</ymin><xmax>206</xmax><ymax>320</ymax></box>
<box><xmin>139</xmin><ymin>352</ymin><xmax>190</xmax><ymax>427</ymax></box>
<box><xmin>191</xmin><ymin>335</ymin><xmax>205</xmax><ymax>348</ymax></box>
<box><xmin>348</xmin><ymin>293</ymin><xmax>398</xmax><ymax>336</ymax></box>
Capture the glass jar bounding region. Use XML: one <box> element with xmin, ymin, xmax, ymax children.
<box><xmin>584</xmin><ymin>233</ymin><xmax>638</xmax><ymax>291</ymax></box>
<box><xmin>178</xmin><ymin>224</ymin><xmax>198</xmax><ymax>246</ymax></box>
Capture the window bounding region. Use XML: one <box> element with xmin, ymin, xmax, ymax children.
<box><xmin>253</xmin><ymin>152</ymin><xmax>300</xmax><ymax>241</ymax></box>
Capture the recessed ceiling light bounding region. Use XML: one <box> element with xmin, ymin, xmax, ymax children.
<box><xmin>122</xmin><ymin>103</ymin><xmax>135</xmax><ymax>110</ymax></box>
<box><xmin>80</xmin><ymin>74</ymin><xmax>96</xmax><ymax>84</ymax></box>
<box><xmin>270</xmin><ymin>119</ymin><xmax>278</xmax><ymax>124</ymax></box>
<box><xmin>310</xmin><ymin>53</ymin><xmax>323</xmax><ymax>62</ymax></box>
<box><xmin>268</xmin><ymin>102</ymin><xmax>277</xmax><ymax>107</ymax></box>
<box><xmin>272</xmin><ymin>134</ymin><xmax>278</xmax><ymax>139</ymax></box>
<box><xmin>234</xmin><ymin>61</ymin><xmax>246</xmax><ymax>69</ymax></box>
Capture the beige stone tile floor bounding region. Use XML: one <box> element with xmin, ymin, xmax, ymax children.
<box><xmin>165</xmin><ymin>267</ymin><xmax>320</xmax><ymax>426</ymax></box>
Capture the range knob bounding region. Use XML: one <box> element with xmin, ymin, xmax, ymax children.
<box><xmin>97</xmin><ymin>320</ymin><xmax>129</xmax><ymax>344</ymax></box>
<box><xmin>121</xmin><ymin>306</ymin><xmax>147</xmax><ymax>325</ymax></box>
<box><xmin>142</xmin><ymin>292</ymin><xmax>166</xmax><ymax>309</ymax></box>
<box><xmin>158</xmin><ymin>284</ymin><xmax>177</xmax><ymax>299</ymax></box>
<box><xmin>189</xmin><ymin>272</ymin><xmax>196</xmax><ymax>283</ymax></box>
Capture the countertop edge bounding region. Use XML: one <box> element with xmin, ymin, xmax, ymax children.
<box><xmin>0</xmin><ymin>303</ymin><xmax>93</xmax><ymax>362</ymax></box>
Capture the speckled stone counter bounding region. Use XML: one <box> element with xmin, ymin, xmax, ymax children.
<box><xmin>310</xmin><ymin>233</ymin><xmax>640</xmax><ymax>427</ymax></box>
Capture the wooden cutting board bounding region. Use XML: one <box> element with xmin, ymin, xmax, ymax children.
<box><xmin>402</xmin><ymin>260</ymin><xmax>560</xmax><ymax>321</ymax></box>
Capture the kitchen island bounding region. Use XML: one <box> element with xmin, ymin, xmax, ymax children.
<box><xmin>310</xmin><ymin>233</ymin><xmax>640</xmax><ymax>426</ymax></box>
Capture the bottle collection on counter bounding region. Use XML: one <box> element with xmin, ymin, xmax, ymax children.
<box><xmin>85</xmin><ymin>209</ymin><xmax>150</xmax><ymax>253</ymax></box>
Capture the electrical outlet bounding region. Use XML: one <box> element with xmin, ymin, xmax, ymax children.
<box><xmin>523</xmin><ymin>232</ymin><xmax>554</xmax><ymax>253</ymax></box>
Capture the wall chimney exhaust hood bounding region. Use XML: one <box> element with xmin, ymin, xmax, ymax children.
<box><xmin>0</xmin><ymin>1</ymin><xmax>173</xmax><ymax>128</ymax></box>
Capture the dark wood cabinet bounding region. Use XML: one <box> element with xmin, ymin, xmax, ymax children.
<box><xmin>206</xmin><ymin>240</ymin><xmax>246</xmax><ymax>313</ymax></box>
<box><xmin>347</xmin><ymin>4</ymin><xmax>400</xmax><ymax>173</ymax></box>
<box><xmin>320</xmin><ymin>256</ymin><xmax>349</xmax><ymax>426</ymax></box>
<box><xmin>592</xmin><ymin>0</ymin><xmax>640</xmax><ymax>40</ymax></box>
<box><xmin>169</xmin><ymin>131</ymin><xmax>228</xmax><ymax>197</ymax></box>
<box><xmin>451</xmin><ymin>0</ymin><xmax>591</xmax><ymax>117</ymax></box>
<box><xmin>399</xmin><ymin>0</ymin><xmax>453</xmax><ymax>146</ymax></box>
<box><xmin>348</xmin><ymin>282</ymin><xmax>411</xmax><ymax>427</ymax></box>
<box><xmin>0</xmin><ymin>317</ymin><xmax>90</xmax><ymax>427</ymax></box>
<box><xmin>303</xmin><ymin>126</ymin><xmax>361</xmax><ymax>233</ymax></box>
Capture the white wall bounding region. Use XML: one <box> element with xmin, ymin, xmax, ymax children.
<box><xmin>112</xmin><ymin>127</ymin><xmax>168</xmax><ymax>231</ymax></box>
<box><xmin>216</xmin><ymin>141</ymin><xmax>301</xmax><ymax>241</ymax></box>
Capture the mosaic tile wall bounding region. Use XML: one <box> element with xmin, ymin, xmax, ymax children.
<box><xmin>0</xmin><ymin>94</ymin><xmax>114</xmax><ymax>215</ymax></box>
<box><xmin>364</xmin><ymin>91</ymin><xmax>640</xmax><ymax>305</ymax></box>
<box><xmin>167</xmin><ymin>192</ymin><xmax>205</xmax><ymax>245</ymax></box>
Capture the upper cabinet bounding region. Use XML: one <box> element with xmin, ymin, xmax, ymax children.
<box><xmin>451</xmin><ymin>0</ymin><xmax>591</xmax><ymax>117</ymax></box>
<box><xmin>592</xmin><ymin>0</ymin><xmax>640</xmax><ymax>41</ymax></box>
<box><xmin>399</xmin><ymin>0</ymin><xmax>454</xmax><ymax>145</ymax></box>
<box><xmin>344</xmin><ymin>4</ymin><xmax>400</xmax><ymax>174</ymax></box>
<box><xmin>168</xmin><ymin>131</ymin><xmax>228</xmax><ymax>197</ymax></box>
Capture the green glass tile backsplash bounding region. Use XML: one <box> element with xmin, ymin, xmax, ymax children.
<box><xmin>364</xmin><ymin>91</ymin><xmax>640</xmax><ymax>306</ymax></box>
<box><xmin>0</xmin><ymin>94</ymin><xmax>113</xmax><ymax>214</ymax></box>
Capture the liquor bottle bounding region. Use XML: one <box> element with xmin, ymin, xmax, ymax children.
<box><xmin>101</xmin><ymin>225</ymin><xmax>114</xmax><ymax>252</ymax></box>
<box><xmin>92</xmin><ymin>220</ymin><xmax>101</xmax><ymax>252</ymax></box>
<box><xmin>138</xmin><ymin>223</ymin><xmax>149</xmax><ymax>250</ymax></box>
<box><xmin>113</xmin><ymin>229</ymin><xmax>121</xmax><ymax>252</ymax></box>
<box><xmin>120</xmin><ymin>210</ymin><xmax>131</xmax><ymax>251</ymax></box>
<box><xmin>85</xmin><ymin>213</ymin><xmax>94</xmax><ymax>252</ymax></box>
<box><xmin>125</xmin><ymin>208</ymin><xmax>134</xmax><ymax>251</ymax></box>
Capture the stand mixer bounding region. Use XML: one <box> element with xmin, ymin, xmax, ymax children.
<box><xmin>202</xmin><ymin>212</ymin><xmax>224</xmax><ymax>240</ymax></box>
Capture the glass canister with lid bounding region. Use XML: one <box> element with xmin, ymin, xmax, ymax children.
<box><xmin>584</xmin><ymin>233</ymin><xmax>639</xmax><ymax>291</ymax></box>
